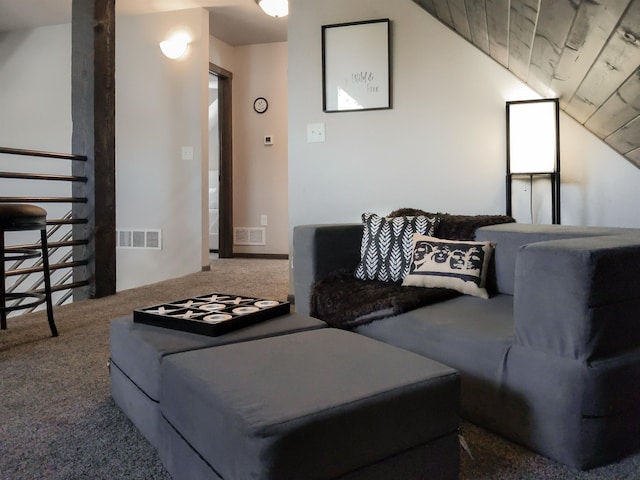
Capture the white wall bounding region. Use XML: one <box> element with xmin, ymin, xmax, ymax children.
<box><xmin>0</xmin><ymin>25</ymin><xmax>71</xmax><ymax>153</ymax></box>
<box><xmin>209</xmin><ymin>37</ymin><xmax>290</xmax><ymax>255</ymax></box>
<box><xmin>0</xmin><ymin>24</ymin><xmax>73</xmax><ymax>297</ymax></box>
<box><xmin>115</xmin><ymin>8</ymin><xmax>209</xmax><ymax>291</ymax></box>
<box><xmin>288</xmin><ymin>0</ymin><xmax>640</xmax><ymax>236</ymax></box>
<box><xmin>561</xmin><ymin>115</ymin><xmax>640</xmax><ymax>227</ymax></box>
<box><xmin>0</xmin><ymin>24</ymin><xmax>73</xmax><ymax>222</ymax></box>
<box><xmin>232</xmin><ymin>42</ymin><xmax>289</xmax><ymax>255</ymax></box>
<box><xmin>209</xmin><ymin>35</ymin><xmax>236</xmax><ymax>71</ymax></box>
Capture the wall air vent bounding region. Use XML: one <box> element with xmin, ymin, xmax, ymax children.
<box><xmin>117</xmin><ymin>229</ymin><xmax>162</xmax><ymax>250</ymax></box>
<box><xmin>233</xmin><ymin>227</ymin><xmax>266</xmax><ymax>246</ymax></box>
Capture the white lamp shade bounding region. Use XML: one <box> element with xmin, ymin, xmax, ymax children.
<box><xmin>160</xmin><ymin>32</ymin><xmax>191</xmax><ymax>59</ymax></box>
<box><xmin>257</xmin><ymin>0</ymin><xmax>288</xmax><ymax>17</ymax></box>
<box><xmin>508</xmin><ymin>101</ymin><xmax>558</xmax><ymax>174</ymax></box>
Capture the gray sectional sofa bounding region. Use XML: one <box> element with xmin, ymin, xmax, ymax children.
<box><xmin>293</xmin><ymin>217</ymin><xmax>640</xmax><ymax>470</ymax></box>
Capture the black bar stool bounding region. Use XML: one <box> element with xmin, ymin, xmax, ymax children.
<box><xmin>0</xmin><ymin>204</ymin><xmax>58</xmax><ymax>337</ymax></box>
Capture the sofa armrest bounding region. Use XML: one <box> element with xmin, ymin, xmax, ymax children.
<box><xmin>514</xmin><ymin>235</ymin><xmax>640</xmax><ymax>360</ymax></box>
<box><xmin>293</xmin><ymin>224</ymin><xmax>363</xmax><ymax>315</ymax></box>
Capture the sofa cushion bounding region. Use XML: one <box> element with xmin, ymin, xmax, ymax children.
<box><xmin>354</xmin><ymin>212</ymin><xmax>439</xmax><ymax>282</ymax></box>
<box><xmin>160</xmin><ymin>329</ymin><xmax>460</xmax><ymax>480</ymax></box>
<box><xmin>110</xmin><ymin>313</ymin><xmax>326</xmax><ymax>401</ymax></box>
<box><xmin>513</xmin><ymin>235</ymin><xmax>640</xmax><ymax>360</ymax></box>
<box><xmin>402</xmin><ymin>235</ymin><xmax>495</xmax><ymax>299</ymax></box>
<box><xmin>475</xmin><ymin>223</ymin><xmax>632</xmax><ymax>295</ymax></box>
<box><xmin>354</xmin><ymin>294</ymin><xmax>514</xmax><ymax>384</ymax></box>
<box><xmin>354</xmin><ymin>294</ymin><xmax>514</xmax><ymax>430</ymax></box>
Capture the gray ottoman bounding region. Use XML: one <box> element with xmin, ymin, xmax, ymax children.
<box><xmin>110</xmin><ymin>312</ymin><xmax>326</xmax><ymax>448</ymax></box>
<box><xmin>159</xmin><ymin>328</ymin><xmax>460</xmax><ymax>480</ymax></box>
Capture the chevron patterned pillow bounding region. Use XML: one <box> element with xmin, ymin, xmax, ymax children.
<box><xmin>354</xmin><ymin>213</ymin><xmax>439</xmax><ymax>283</ymax></box>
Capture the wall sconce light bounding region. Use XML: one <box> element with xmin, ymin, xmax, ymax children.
<box><xmin>160</xmin><ymin>31</ymin><xmax>191</xmax><ymax>59</ymax></box>
<box><xmin>256</xmin><ymin>0</ymin><xmax>288</xmax><ymax>17</ymax></box>
<box><xmin>506</xmin><ymin>98</ymin><xmax>561</xmax><ymax>224</ymax></box>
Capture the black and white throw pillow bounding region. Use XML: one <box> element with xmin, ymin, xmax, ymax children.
<box><xmin>402</xmin><ymin>234</ymin><xmax>495</xmax><ymax>299</ymax></box>
<box><xmin>354</xmin><ymin>213</ymin><xmax>439</xmax><ymax>283</ymax></box>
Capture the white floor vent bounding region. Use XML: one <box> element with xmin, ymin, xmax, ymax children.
<box><xmin>117</xmin><ymin>229</ymin><xmax>162</xmax><ymax>250</ymax></box>
<box><xmin>233</xmin><ymin>227</ymin><xmax>266</xmax><ymax>245</ymax></box>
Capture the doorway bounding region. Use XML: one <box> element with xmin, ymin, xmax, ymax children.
<box><xmin>208</xmin><ymin>63</ymin><xmax>233</xmax><ymax>258</ymax></box>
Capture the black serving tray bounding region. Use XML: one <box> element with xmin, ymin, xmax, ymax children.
<box><xmin>133</xmin><ymin>293</ymin><xmax>290</xmax><ymax>336</ymax></box>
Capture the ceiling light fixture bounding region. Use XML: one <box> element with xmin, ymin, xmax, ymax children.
<box><xmin>256</xmin><ymin>0</ymin><xmax>288</xmax><ymax>18</ymax></box>
<box><xmin>159</xmin><ymin>31</ymin><xmax>191</xmax><ymax>59</ymax></box>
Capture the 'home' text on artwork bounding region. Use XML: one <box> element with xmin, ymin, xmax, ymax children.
<box><xmin>352</xmin><ymin>71</ymin><xmax>380</xmax><ymax>93</ymax></box>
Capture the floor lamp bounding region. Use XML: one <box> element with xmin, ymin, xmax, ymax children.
<box><xmin>506</xmin><ymin>98</ymin><xmax>560</xmax><ymax>224</ymax></box>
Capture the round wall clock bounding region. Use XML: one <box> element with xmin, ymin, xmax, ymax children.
<box><xmin>253</xmin><ymin>97</ymin><xmax>268</xmax><ymax>114</ymax></box>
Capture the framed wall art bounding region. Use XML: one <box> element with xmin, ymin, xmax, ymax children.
<box><xmin>322</xmin><ymin>18</ymin><xmax>391</xmax><ymax>113</ymax></box>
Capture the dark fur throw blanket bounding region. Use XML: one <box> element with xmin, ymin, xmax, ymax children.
<box><xmin>388</xmin><ymin>209</ymin><xmax>515</xmax><ymax>241</ymax></box>
<box><xmin>309</xmin><ymin>211</ymin><xmax>515</xmax><ymax>329</ymax></box>
<box><xmin>310</xmin><ymin>271</ymin><xmax>460</xmax><ymax>329</ymax></box>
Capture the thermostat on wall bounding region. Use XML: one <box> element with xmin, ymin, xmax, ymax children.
<box><xmin>264</xmin><ymin>135</ymin><xmax>273</xmax><ymax>146</ymax></box>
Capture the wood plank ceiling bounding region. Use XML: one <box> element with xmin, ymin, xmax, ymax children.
<box><xmin>413</xmin><ymin>0</ymin><xmax>640</xmax><ymax>168</ymax></box>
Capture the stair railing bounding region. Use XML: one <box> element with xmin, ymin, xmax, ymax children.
<box><xmin>0</xmin><ymin>146</ymin><xmax>91</xmax><ymax>314</ymax></box>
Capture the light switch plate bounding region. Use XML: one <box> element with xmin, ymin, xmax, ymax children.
<box><xmin>181</xmin><ymin>146</ymin><xmax>194</xmax><ymax>161</ymax></box>
<box><xmin>307</xmin><ymin>123</ymin><xmax>325</xmax><ymax>143</ymax></box>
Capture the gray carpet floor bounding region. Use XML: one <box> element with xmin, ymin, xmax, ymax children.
<box><xmin>1</xmin><ymin>258</ymin><xmax>639</xmax><ymax>479</ymax></box>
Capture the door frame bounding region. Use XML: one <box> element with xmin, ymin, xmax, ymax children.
<box><xmin>209</xmin><ymin>62</ymin><xmax>233</xmax><ymax>258</ymax></box>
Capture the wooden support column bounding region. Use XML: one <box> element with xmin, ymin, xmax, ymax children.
<box><xmin>71</xmin><ymin>0</ymin><xmax>116</xmax><ymax>298</ymax></box>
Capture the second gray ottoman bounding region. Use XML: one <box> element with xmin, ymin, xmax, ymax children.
<box><xmin>160</xmin><ymin>328</ymin><xmax>460</xmax><ymax>480</ymax></box>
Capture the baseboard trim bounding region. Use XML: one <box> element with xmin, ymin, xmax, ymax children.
<box><xmin>232</xmin><ymin>253</ymin><xmax>289</xmax><ymax>260</ymax></box>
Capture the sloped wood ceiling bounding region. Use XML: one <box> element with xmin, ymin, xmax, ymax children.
<box><xmin>413</xmin><ymin>0</ymin><xmax>640</xmax><ymax>168</ymax></box>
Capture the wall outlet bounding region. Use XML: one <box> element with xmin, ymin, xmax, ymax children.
<box><xmin>260</xmin><ymin>214</ymin><xmax>268</xmax><ymax>226</ymax></box>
